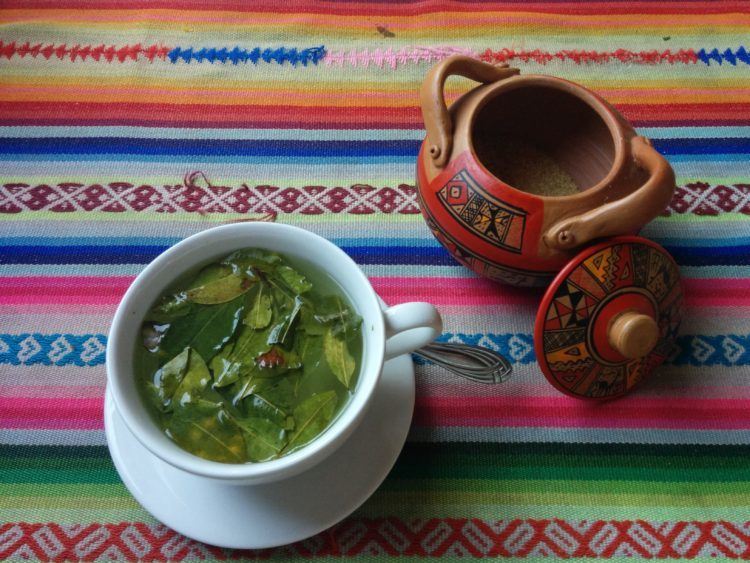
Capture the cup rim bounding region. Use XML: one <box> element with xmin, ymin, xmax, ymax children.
<box><xmin>106</xmin><ymin>222</ymin><xmax>386</xmax><ymax>481</ymax></box>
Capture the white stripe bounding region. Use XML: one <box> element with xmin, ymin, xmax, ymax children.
<box><xmin>0</xmin><ymin>161</ymin><xmax>415</xmax><ymax>185</ymax></box>
<box><xmin>2</xmin><ymin>125</ymin><xmax>748</xmax><ymax>141</ymax></box>
<box><xmin>0</xmin><ymin>429</ymin><xmax>106</xmax><ymax>446</ymax></box>
<box><xmin>408</xmin><ymin>426</ymin><xmax>750</xmax><ymax>445</ymax></box>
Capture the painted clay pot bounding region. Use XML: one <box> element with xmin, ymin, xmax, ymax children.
<box><xmin>416</xmin><ymin>56</ymin><xmax>684</xmax><ymax>400</ymax></box>
<box><xmin>416</xmin><ymin>55</ymin><xmax>677</xmax><ymax>287</ymax></box>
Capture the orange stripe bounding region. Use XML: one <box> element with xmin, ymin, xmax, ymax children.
<box><xmin>2</xmin><ymin>85</ymin><xmax>748</xmax><ymax>106</ymax></box>
<box><xmin>1</xmin><ymin>9</ymin><xmax>748</xmax><ymax>31</ymax></box>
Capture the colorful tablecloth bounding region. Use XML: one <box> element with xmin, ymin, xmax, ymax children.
<box><xmin>2</xmin><ymin>1</ymin><xmax>750</xmax><ymax>560</ymax></box>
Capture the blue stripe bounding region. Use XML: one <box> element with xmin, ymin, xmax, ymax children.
<box><xmin>0</xmin><ymin>242</ymin><xmax>737</xmax><ymax>264</ymax></box>
<box><xmin>0</xmin><ymin>137</ymin><xmax>748</xmax><ymax>158</ymax></box>
<box><xmin>2</xmin><ymin>332</ymin><xmax>747</xmax><ymax>367</ymax></box>
<box><xmin>4</xmin><ymin>235</ymin><xmax>750</xmax><ymax>248</ymax></box>
<box><xmin>0</xmin><ymin>154</ymin><xmax>414</xmax><ymax>165</ymax></box>
<box><xmin>166</xmin><ymin>45</ymin><xmax>325</xmax><ymax>65</ymax></box>
<box><xmin>0</xmin><ymin>138</ymin><xmax>419</xmax><ymax>157</ymax></box>
<box><xmin>652</xmin><ymin>138</ymin><xmax>750</xmax><ymax>155</ymax></box>
<box><xmin>1</xmin><ymin>244</ymin><xmax>748</xmax><ymax>266</ymax></box>
<box><xmin>0</xmin><ymin>245</ymin><xmax>454</xmax><ymax>265</ymax></box>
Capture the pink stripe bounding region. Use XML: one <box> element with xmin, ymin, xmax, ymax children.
<box><xmin>417</xmin><ymin>381</ymin><xmax>750</xmax><ymax>401</ymax></box>
<box><xmin>414</xmin><ymin>396</ymin><xmax>750</xmax><ymax>430</ymax></box>
<box><xmin>0</xmin><ymin>397</ymin><xmax>103</xmax><ymax>430</ymax></box>
<box><xmin>4</xmin><ymin>394</ymin><xmax>750</xmax><ymax>431</ymax></box>
<box><xmin>1</xmin><ymin>276</ymin><xmax>747</xmax><ymax>308</ymax></box>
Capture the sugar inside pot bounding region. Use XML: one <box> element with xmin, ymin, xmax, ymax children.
<box><xmin>416</xmin><ymin>55</ymin><xmax>676</xmax><ymax>287</ymax></box>
<box><xmin>471</xmin><ymin>85</ymin><xmax>621</xmax><ymax>198</ymax></box>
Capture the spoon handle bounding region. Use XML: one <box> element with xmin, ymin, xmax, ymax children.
<box><xmin>414</xmin><ymin>342</ymin><xmax>512</xmax><ymax>384</ymax></box>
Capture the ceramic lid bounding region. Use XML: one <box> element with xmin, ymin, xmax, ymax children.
<box><xmin>534</xmin><ymin>236</ymin><xmax>683</xmax><ymax>400</ymax></box>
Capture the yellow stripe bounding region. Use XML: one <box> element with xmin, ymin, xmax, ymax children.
<box><xmin>1</xmin><ymin>75</ymin><xmax>747</xmax><ymax>106</ymax></box>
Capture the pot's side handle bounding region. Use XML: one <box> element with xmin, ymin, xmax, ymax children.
<box><xmin>421</xmin><ymin>55</ymin><xmax>519</xmax><ymax>168</ymax></box>
<box><xmin>543</xmin><ymin>136</ymin><xmax>676</xmax><ymax>251</ymax></box>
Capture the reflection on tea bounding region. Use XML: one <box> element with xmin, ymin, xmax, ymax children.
<box><xmin>135</xmin><ymin>249</ymin><xmax>363</xmax><ymax>463</ymax></box>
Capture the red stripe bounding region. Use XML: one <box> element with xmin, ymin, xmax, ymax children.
<box><xmin>0</xmin><ymin>397</ymin><xmax>102</xmax><ymax>429</ymax></box>
<box><xmin>3</xmin><ymin>0</ymin><xmax>748</xmax><ymax>15</ymax></box>
<box><xmin>414</xmin><ymin>396</ymin><xmax>750</xmax><ymax>429</ymax></box>
<box><xmin>4</xmin><ymin>394</ymin><xmax>750</xmax><ymax>430</ymax></box>
<box><xmin>1</xmin><ymin>102</ymin><xmax>749</xmax><ymax>128</ymax></box>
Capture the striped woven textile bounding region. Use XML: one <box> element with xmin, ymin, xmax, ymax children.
<box><xmin>2</xmin><ymin>1</ymin><xmax>750</xmax><ymax>560</ymax></box>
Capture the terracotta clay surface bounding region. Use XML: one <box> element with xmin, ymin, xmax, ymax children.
<box><xmin>416</xmin><ymin>55</ymin><xmax>677</xmax><ymax>286</ymax></box>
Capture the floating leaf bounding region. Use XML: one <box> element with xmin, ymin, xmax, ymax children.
<box><xmin>283</xmin><ymin>391</ymin><xmax>338</xmax><ymax>454</ymax></box>
<box><xmin>315</xmin><ymin>295</ymin><xmax>362</xmax><ymax>338</ymax></box>
<box><xmin>211</xmin><ymin>342</ymin><xmax>243</xmax><ymax>388</ymax></box>
<box><xmin>232</xmin><ymin>374</ymin><xmax>261</xmax><ymax>404</ymax></box>
<box><xmin>323</xmin><ymin>328</ymin><xmax>356</xmax><ymax>389</ymax></box>
<box><xmin>142</xmin><ymin>322</ymin><xmax>170</xmax><ymax>353</ymax></box>
<box><xmin>299</xmin><ymin>304</ymin><xmax>326</xmax><ymax>336</ymax></box>
<box><xmin>171</xmin><ymin>348</ymin><xmax>212</xmax><ymax>407</ymax></box>
<box><xmin>255</xmin><ymin>346</ymin><xmax>302</xmax><ymax>378</ymax></box>
<box><xmin>144</xmin><ymin>293</ymin><xmax>192</xmax><ymax>323</ymax></box>
<box><xmin>188</xmin><ymin>264</ymin><xmax>233</xmax><ymax>289</ymax></box>
<box><xmin>186</xmin><ymin>273</ymin><xmax>253</xmax><ymax>305</ymax></box>
<box><xmin>223</xmin><ymin>249</ymin><xmax>281</xmax><ymax>275</ymax></box>
<box><xmin>276</xmin><ymin>264</ymin><xmax>313</xmax><ymax>294</ymax></box>
<box><xmin>159</xmin><ymin>295</ymin><xmax>245</xmax><ymax>362</ymax></box>
<box><xmin>245</xmin><ymin>392</ymin><xmax>289</xmax><ymax>426</ymax></box>
<box><xmin>231</xmin><ymin>325</ymin><xmax>272</xmax><ymax>366</ymax></box>
<box><xmin>151</xmin><ymin>347</ymin><xmax>190</xmax><ymax>409</ymax></box>
<box><xmin>255</xmin><ymin>373</ymin><xmax>301</xmax><ymax>410</ymax></box>
<box><xmin>166</xmin><ymin>406</ymin><xmax>245</xmax><ymax>463</ymax></box>
<box><xmin>244</xmin><ymin>283</ymin><xmax>272</xmax><ymax>328</ymax></box>
<box><xmin>268</xmin><ymin>296</ymin><xmax>303</xmax><ymax>345</ymax></box>
<box><xmin>234</xmin><ymin>417</ymin><xmax>287</xmax><ymax>462</ymax></box>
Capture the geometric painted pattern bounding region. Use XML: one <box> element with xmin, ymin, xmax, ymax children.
<box><xmin>3</xmin><ymin>331</ymin><xmax>747</xmax><ymax>368</ymax></box>
<box><xmin>1</xmin><ymin>180</ymin><xmax>748</xmax><ymax>216</ymax></box>
<box><xmin>2</xmin><ymin>520</ymin><xmax>750</xmax><ymax>560</ymax></box>
<box><xmin>538</xmin><ymin>239</ymin><xmax>683</xmax><ymax>399</ymax></box>
<box><xmin>420</xmin><ymin>211</ymin><xmax>549</xmax><ymax>286</ymax></box>
<box><xmin>436</xmin><ymin>169</ymin><xmax>527</xmax><ymax>253</ymax></box>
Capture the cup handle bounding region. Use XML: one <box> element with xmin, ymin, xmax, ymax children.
<box><xmin>383</xmin><ymin>302</ymin><xmax>443</xmax><ymax>361</ymax></box>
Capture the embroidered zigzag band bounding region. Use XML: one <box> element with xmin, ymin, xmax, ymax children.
<box><xmin>1</xmin><ymin>181</ymin><xmax>748</xmax><ymax>215</ymax></box>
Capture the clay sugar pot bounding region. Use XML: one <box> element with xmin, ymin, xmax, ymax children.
<box><xmin>416</xmin><ymin>55</ymin><xmax>676</xmax><ymax>287</ymax></box>
<box><xmin>416</xmin><ymin>56</ymin><xmax>684</xmax><ymax>400</ymax></box>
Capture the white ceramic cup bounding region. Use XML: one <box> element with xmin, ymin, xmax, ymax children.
<box><xmin>106</xmin><ymin>223</ymin><xmax>442</xmax><ymax>485</ymax></box>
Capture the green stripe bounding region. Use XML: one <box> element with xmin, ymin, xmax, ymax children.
<box><xmin>3</xmin><ymin>443</ymin><xmax>749</xmax><ymax>487</ymax></box>
<box><xmin>381</xmin><ymin>478</ymin><xmax>750</xmax><ymax>497</ymax></box>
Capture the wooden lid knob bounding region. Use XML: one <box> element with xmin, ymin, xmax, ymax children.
<box><xmin>608</xmin><ymin>312</ymin><xmax>659</xmax><ymax>360</ymax></box>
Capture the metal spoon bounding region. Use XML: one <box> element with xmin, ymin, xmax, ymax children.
<box><xmin>413</xmin><ymin>342</ymin><xmax>512</xmax><ymax>384</ymax></box>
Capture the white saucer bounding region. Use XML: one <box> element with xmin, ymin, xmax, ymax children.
<box><xmin>104</xmin><ymin>354</ymin><xmax>415</xmax><ymax>549</ymax></box>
